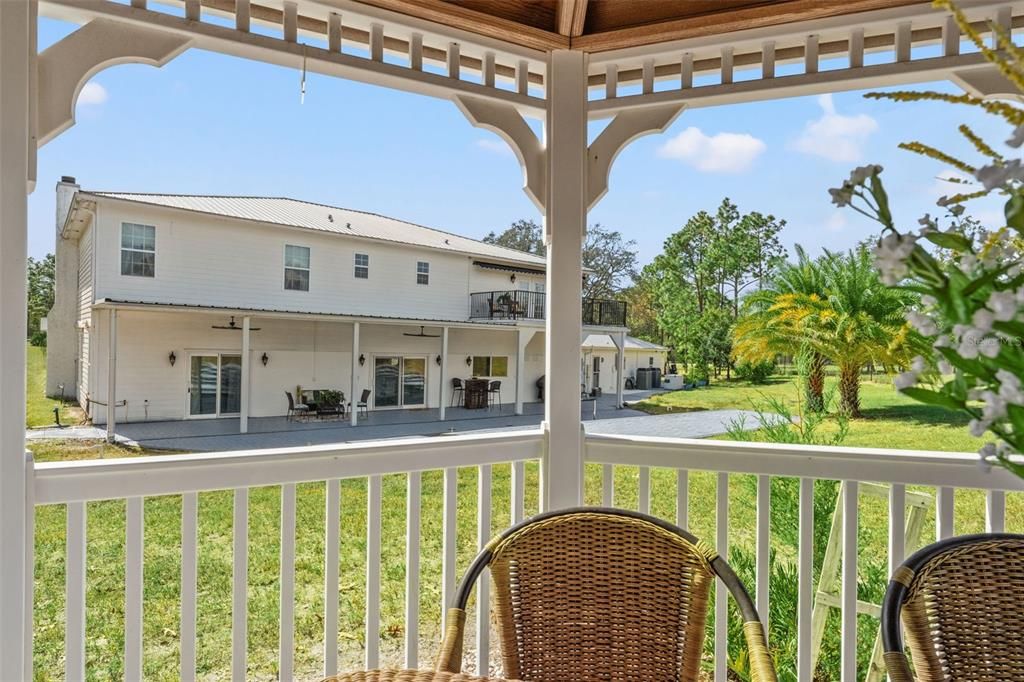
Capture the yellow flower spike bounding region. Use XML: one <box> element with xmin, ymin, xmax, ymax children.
<box><xmin>959</xmin><ymin>125</ymin><xmax>1005</xmax><ymax>162</ymax></box>
<box><xmin>898</xmin><ymin>142</ymin><xmax>976</xmax><ymax>174</ymax></box>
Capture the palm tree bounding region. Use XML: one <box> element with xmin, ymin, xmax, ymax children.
<box><xmin>734</xmin><ymin>247</ymin><xmax>923</xmax><ymax>417</ymax></box>
<box><xmin>733</xmin><ymin>246</ymin><xmax>829</xmax><ymax>411</ymax></box>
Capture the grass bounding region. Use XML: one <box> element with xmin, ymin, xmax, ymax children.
<box><xmin>633</xmin><ymin>374</ymin><xmax>995</xmax><ymax>452</ymax></box>
<box><xmin>28</xmin><ymin>373</ymin><xmax>1021</xmax><ymax>680</ymax></box>
<box><xmin>26</xmin><ymin>344</ymin><xmax>83</xmax><ymax>428</ymax></box>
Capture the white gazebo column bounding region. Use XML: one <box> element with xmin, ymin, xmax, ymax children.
<box><xmin>438</xmin><ymin>326</ymin><xmax>449</xmax><ymax>421</ymax></box>
<box><xmin>542</xmin><ymin>49</ymin><xmax>587</xmax><ymax>510</ymax></box>
<box><xmin>0</xmin><ymin>2</ymin><xmax>32</xmax><ymax>675</ymax></box>
<box><xmin>239</xmin><ymin>316</ymin><xmax>251</xmax><ymax>433</ymax></box>
<box><xmin>350</xmin><ymin>322</ymin><xmax>360</xmax><ymax>426</ymax></box>
<box><xmin>514</xmin><ymin>328</ymin><xmax>536</xmax><ymax>416</ymax></box>
<box><xmin>614</xmin><ymin>331</ymin><xmax>626</xmax><ymax>409</ymax></box>
<box><xmin>106</xmin><ymin>309</ymin><xmax>118</xmax><ymax>443</ymax></box>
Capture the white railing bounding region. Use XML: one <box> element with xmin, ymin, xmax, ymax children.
<box><xmin>30</xmin><ymin>430</ymin><xmax>1024</xmax><ymax>681</ymax></box>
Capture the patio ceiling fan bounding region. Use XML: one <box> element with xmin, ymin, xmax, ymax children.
<box><xmin>403</xmin><ymin>325</ymin><xmax>440</xmax><ymax>338</ymax></box>
<box><xmin>211</xmin><ymin>315</ymin><xmax>261</xmax><ymax>331</ymax></box>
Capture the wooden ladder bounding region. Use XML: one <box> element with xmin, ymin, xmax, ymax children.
<box><xmin>810</xmin><ymin>481</ymin><xmax>931</xmax><ymax>681</ymax></box>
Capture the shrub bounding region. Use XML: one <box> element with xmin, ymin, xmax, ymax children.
<box><xmin>734</xmin><ymin>359</ymin><xmax>775</xmax><ymax>384</ymax></box>
<box><xmin>29</xmin><ymin>330</ymin><xmax>46</xmax><ymax>347</ymax></box>
<box><xmin>688</xmin><ymin>363</ymin><xmax>709</xmax><ymax>383</ymax></box>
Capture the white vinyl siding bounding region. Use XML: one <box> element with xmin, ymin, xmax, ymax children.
<box><xmin>416</xmin><ymin>261</ymin><xmax>429</xmax><ymax>285</ymax></box>
<box><xmin>120</xmin><ymin>222</ymin><xmax>156</xmax><ymax>277</ymax></box>
<box><xmin>284</xmin><ymin>245</ymin><xmax>310</xmax><ymax>291</ymax></box>
<box><xmin>77</xmin><ymin>225</ymin><xmax>95</xmax><ymax>405</ymax></box>
<box><xmin>354</xmin><ymin>253</ymin><xmax>369</xmax><ymax>279</ymax></box>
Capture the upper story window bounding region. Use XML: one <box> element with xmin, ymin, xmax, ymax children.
<box><xmin>120</xmin><ymin>222</ymin><xmax>155</xmax><ymax>277</ymax></box>
<box><xmin>284</xmin><ymin>245</ymin><xmax>310</xmax><ymax>291</ymax></box>
<box><xmin>354</xmin><ymin>253</ymin><xmax>369</xmax><ymax>279</ymax></box>
<box><xmin>416</xmin><ymin>261</ymin><xmax>429</xmax><ymax>285</ymax></box>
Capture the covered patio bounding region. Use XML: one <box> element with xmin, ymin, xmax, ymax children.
<box><xmin>5</xmin><ymin>1</ymin><xmax>1024</xmax><ymax>681</ymax></box>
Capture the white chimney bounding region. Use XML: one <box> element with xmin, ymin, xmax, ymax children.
<box><xmin>46</xmin><ymin>176</ymin><xmax>81</xmax><ymax>397</ymax></box>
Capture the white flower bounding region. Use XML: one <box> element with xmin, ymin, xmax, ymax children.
<box><xmin>976</xmin><ymin>159</ymin><xmax>1024</xmax><ymax>191</ymax></box>
<box><xmin>1008</xmin><ymin>124</ymin><xmax>1024</xmax><ymax>148</ymax></box>
<box><xmin>906</xmin><ymin>310</ymin><xmax>938</xmax><ymax>336</ymax></box>
<box><xmin>996</xmin><ymin>369</ymin><xmax>1024</xmax><ymax>405</ymax></box>
<box><xmin>971</xmin><ymin>419</ymin><xmax>991</xmax><ymax>438</ymax></box>
<box><xmin>988</xmin><ymin>290</ymin><xmax>1020</xmax><ymax>322</ymax></box>
<box><xmin>973</xmin><ymin>308</ymin><xmax>996</xmax><ymax>332</ymax></box>
<box><xmin>1010</xmin><ymin>263</ymin><xmax>1022</xmax><ymax>277</ymax></box>
<box><xmin>957</xmin><ymin>327</ymin><xmax>985</xmax><ymax>359</ymax></box>
<box><xmin>921</xmin><ymin>294</ymin><xmax>938</xmax><ymax>307</ymax></box>
<box><xmin>849</xmin><ymin>164</ymin><xmax>883</xmax><ymax>186</ymax></box>
<box><xmin>979</xmin><ymin>337</ymin><xmax>1002</xmax><ymax>358</ymax></box>
<box><xmin>911</xmin><ymin>356</ymin><xmax>927</xmax><ymax>373</ymax></box>
<box><xmin>894</xmin><ymin>371</ymin><xmax>918</xmax><ymax>390</ymax></box>
<box><xmin>873</xmin><ymin>232</ymin><xmax>917</xmax><ymax>285</ymax></box>
<box><xmin>959</xmin><ymin>253</ymin><xmax>978</xmax><ymax>273</ymax></box>
<box><xmin>829</xmin><ymin>183</ymin><xmax>854</xmax><ymax>208</ymax></box>
<box><xmin>981</xmin><ymin>390</ymin><xmax>1007</xmax><ymax>421</ymax></box>
<box><xmin>938</xmin><ymin>359</ymin><xmax>953</xmax><ymax>374</ymax></box>
<box><xmin>1017</xmin><ymin>286</ymin><xmax>1024</xmax><ymax>304</ymax></box>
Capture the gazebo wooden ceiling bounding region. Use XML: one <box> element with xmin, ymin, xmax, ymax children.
<box><xmin>351</xmin><ymin>0</ymin><xmax>930</xmax><ymax>52</ymax></box>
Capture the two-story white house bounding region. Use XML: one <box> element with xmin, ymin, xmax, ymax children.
<box><xmin>46</xmin><ymin>177</ymin><xmax>665</xmax><ymax>432</ymax></box>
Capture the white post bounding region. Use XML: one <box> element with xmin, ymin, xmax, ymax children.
<box><xmin>514</xmin><ymin>328</ymin><xmax>535</xmax><ymax>416</ymax></box>
<box><xmin>106</xmin><ymin>309</ymin><xmax>117</xmax><ymax>442</ymax></box>
<box><xmin>438</xmin><ymin>326</ymin><xmax>448</xmax><ymax>421</ymax></box>
<box><xmin>0</xmin><ymin>1</ymin><xmax>31</xmax><ymax>675</ymax></box>
<box><xmin>543</xmin><ymin>50</ymin><xmax>587</xmax><ymax>510</ymax></box>
<box><xmin>615</xmin><ymin>331</ymin><xmax>626</xmax><ymax>409</ymax></box>
<box><xmin>239</xmin><ymin>316</ymin><xmax>250</xmax><ymax>433</ymax></box>
<box><xmin>350</xmin><ymin>322</ymin><xmax>360</xmax><ymax>426</ymax></box>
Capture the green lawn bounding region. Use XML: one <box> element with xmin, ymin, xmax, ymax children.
<box><xmin>28</xmin><ymin>375</ymin><xmax>1021</xmax><ymax>680</ymax></box>
<box><xmin>633</xmin><ymin>374</ymin><xmax>994</xmax><ymax>452</ymax></box>
<box><xmin>26</xmin><ymin>344</ymin><xmax>82</xmax><ymax>428</ymax></box>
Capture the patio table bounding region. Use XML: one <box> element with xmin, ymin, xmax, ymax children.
<box><xmin>325</xmin><ymin>671</ymin><xmax>520</xmax><ymax>682</ymax></box>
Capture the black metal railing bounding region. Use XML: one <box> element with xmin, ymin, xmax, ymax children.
<box><xmin>468</xmin><ymin>290</ymin><xmax>627</xmax><ymax>327</ymax></box>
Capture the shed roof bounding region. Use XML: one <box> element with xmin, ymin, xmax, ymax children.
<box><xmin>82</xmin><ymin>191</ymin><xmax>548</xmax><ymax>267</ymax></box>
<box><xmin>581</xmin><ymin>334</ymin><xmax>669</xmax><ymax>351</ymax></box>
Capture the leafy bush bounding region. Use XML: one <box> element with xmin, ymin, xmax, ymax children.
<box><xmin>29</xmin><ymin>330</ymin><xmax>46</xmax><ymax>347</ymax></box>
<box><xmin>725</xmin><ymin>383</ymin><xmax>849</xmax><ymax>447</ymax></box>
<box><xmin>688</xmin><ymin>363</ymin><xmax>710</xmax><ymax>383</ymax></box>
<box><xmin>735</xmin><ymin>359</ymin><xmax>776</xmax><ymax>384</ymax></box>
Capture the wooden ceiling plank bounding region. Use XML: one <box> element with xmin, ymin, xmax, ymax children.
<box><xmin>556</xmin><ymin>0</ymin><xmax>588</xmax><ymax>38</ymax></box>
<box><xmin>573</xmin><ymin>0</ymin><xmax>928</xmax><ymax>53</ymax></box>
<box><xmin>343</xmin><ymin>0</ymin><xmax>568</xmax><ymax>52</ymax></box>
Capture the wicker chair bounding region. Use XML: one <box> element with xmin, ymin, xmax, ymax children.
<box><xmin>881</xmin><ymin>532</ymin><xmax>1024</xmax><ymax>681</ymax></box>
<box><xmin>436</xmin><ymin>507</ymin><xmax>776</xmax><ymax>682</ymax></box>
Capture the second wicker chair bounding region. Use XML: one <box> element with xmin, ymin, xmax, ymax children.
<box><xmin>436</xmin><ymin>507</ymin><xmax>777</xmax><ymax>682</ymax></box>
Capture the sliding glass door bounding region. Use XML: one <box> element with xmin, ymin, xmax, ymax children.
<box><xmin>188</xmin><ymin>353</ymin><xmax>242</xmax><ymax>417</ymax></box>
<box><xmin>373</xmin><ymin>356</ymin><xmax>427</xmax><ymax>409</ymax></box>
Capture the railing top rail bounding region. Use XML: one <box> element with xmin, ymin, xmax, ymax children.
<box><xmin>585</xmin><ymin>432</ymin><xmax>1024</xmax><ymax>492</ymax></box>
<box><xmin>34</xmin><ymin>429</ymin><xmax>544</xmax><ymax>505</ymax></box>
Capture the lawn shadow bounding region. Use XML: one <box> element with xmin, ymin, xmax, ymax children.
<box><xmin>858</xmin><ymin>402</ymin><xmax>970</xmax><ymax>427</ymax></box>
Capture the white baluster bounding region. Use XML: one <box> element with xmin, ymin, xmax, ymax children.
<box><xmin>476</xmin><ymin>465</ymin><xmax>492</xmax><ymax>672</ymax></box>
<box><xmin>676</xmin><ymin>469</ymin><xmax>688</xmax><ymax>530</ymax></box>
<box><xmin>511</xmin><ymin>461</ymin><xmax>525</xmax><ymax>524</ymax></box>
<box><xmin>986</xmin><ymin>490</ymin><xmax>1006</xmax><ymax>532</ymax></box>
<box><xmin>324</xmin><ymin>479</ymin><xmax>340</xmax><ymax>676</ymax></box>
<box><xmin>405</xmin><ymin>472</ymin><xmax>421</xmax><ymax>668</ymax></box>
<box><xmin>755</xmin><ymin>475</ymin><xmax>770</xmax><ymax>635</ymax></box>
<box><xmin>715</xmin><ymin>472</ymin><xmax>728</xmax><ymax>681</ymax></box>
<box><xmin>125</xmin><ymin>497</ymin><xmax>144</xmax><ymax>682</ymax></box>
<box><xmin>66</xmin><ymin>502</ymin><xmax>86</xmax><ymax>682</ymax></box>
<box><xmin>232</xmin><ymin>489</ymin><xmax>248</xmax><ymax>682</ymax></box>
<box><xmin>602</xmin><ymin>463</ymin><xmax>614</xmax><ymax>506</ymax></box>
<box><xmin>366</xmin><ymin>475</ymin><xmax>382</xmax><ymax>668</ymax></box>
<box><xmin>797</xmin><ymin>478</ymin><xmax>813</xmax><ymax>682</ymax></box>
<box><xmin>841</xmin><ymin>481</ymin><xmax>858</xmax><ymax>682</ymax></box>
<box><xmin>638</xmin><ymin>466</ymin><xmax>651</xmax><ymax>514</ymax></box>
<box><xmin>936</xmin><ymin>486</ymin><xmax>954</xmax><ymax>540</ymax></box>
<box><xmin>279</xmin><ymin>484</ymin><xmax>296</xmax><ymax>680</ymax></box>
<box><xmin>181</xmin><ymin>493</ymin><xmax>198</xmax><ymax>682</ymax></box>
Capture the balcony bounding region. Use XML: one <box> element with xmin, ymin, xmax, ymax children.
<box><xmin>469</xmin><ymin>290</ymin><xmax>627</xmax><ymax>327</ymax></box>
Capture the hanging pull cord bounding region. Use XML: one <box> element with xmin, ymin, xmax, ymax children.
<box><xmin>300</xmin><ymin>45</ymin><xmax>307</xmax><ymax>104</ymax></box>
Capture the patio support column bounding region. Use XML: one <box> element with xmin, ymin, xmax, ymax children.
<box><xmin>514</xmin><ymin>328</ymin><xmax>535</xmax><ymax>416</ymax></box>
<box><xmin>350</xmin><ymin>322</ymin><xmax>360</xmax><ymax>426</ymax></box>
<box><xmin>438</xmin><ymin>326</ymin><xmax>448</xmax><ymax>421</ymax></box>
<box><xmin>106</xmin><ymin>309</ymin><xmax>118</xmax><ymax>443</ymax></box>
<box><xmin>614</xmin><ymin>331</ymin><xmax>626</xmax><ymax>409</ymax></box>
<box><xmin>239</xmin><ymin>316</ymin><xmax>250</xmax><ymax>433</ymax></box>
<box><xmin>0</xmin><ymin>1</ymin><xmax>32</xmax><ymax>676</ymax></box>
<box><xmin>542</xmin><ymin>49</ymin><xmax>587</xmax><ymax>510</ymax></box>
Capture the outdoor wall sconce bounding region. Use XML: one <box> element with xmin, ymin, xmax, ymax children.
<box><xmin>359</xmin><ymin>354</ymin><xmax>366</xmax><ymax>366</ymax></box>
<box><xmin>466</xmin><ymin>356</ymin><xmax>473</xmax><ymax>366</ymax></box>
<box><xmin>510</xmin><ymin>273</ymin><xmax>517</xmax><ymax>284</ymax></box>
<box><xmin>436</xmin><ymin>354</ymin><xmax>442</xmax><ymax>366</ymax></box>
<box><xmin>168</xmin><ymin>351</ymin><xmax>176</xmax><ymax>367</ymax></box>
<box><xmin>261</xmin><ymin>352</ymin><xmax>269</xmax><ymax>366</ymax></box>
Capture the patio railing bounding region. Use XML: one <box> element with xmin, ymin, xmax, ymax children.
<box><xmin>468</xmin><ymin>290</ymin><xmax>627</xmax><ymax>326</ymax></box>
<box><xmin>29</xmin><ymin>432</ymin><xmax>1024</xmax><ymax>681</ymax></box>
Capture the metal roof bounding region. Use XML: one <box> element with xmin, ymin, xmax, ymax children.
<box><xmin>83</xmin><ymin>191</ymin><xmax>548</xmax><ymax>267</ymax></box>
<box><xmin>581</xmin><ymin>334</ymin><xmax>668</xmax><ymax>351</ymax></box>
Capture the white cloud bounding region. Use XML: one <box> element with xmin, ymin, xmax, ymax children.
<box><xmin>475</xmin><ymin>137</ymin><xmax>512</xmax><ymax>156</ymax></box>
<box><xmin>826</xmin><ymin>212</ymin><xmax>847</xmax><ymax>232</ymax></box>
<box><xmin>77</xmin><ymin>82</ymin><xmax>108</xmax><ymax>106</ymax></box>
<box><xmin>657</xmin><ymin>126</ymin><xmax>766</xmax><ymax>173</ymax></box>
<box><xmin>793</xmin><ymin>94</ymin><xmax>878</xmax><ymax>162</ymax></box>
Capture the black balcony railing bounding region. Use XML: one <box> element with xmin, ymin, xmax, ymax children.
<box><xmin>469</xmin><ymin>290</ymin><xmax>627</xmax><ymax>327</ymax></box>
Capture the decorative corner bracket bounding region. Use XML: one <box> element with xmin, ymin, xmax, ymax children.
<box><xmin>950</xmin><ymin>65</ymin><xmax>1024</xmax><ymax>104</ymax></box>
<box><xmin>587</xmin><ymin>103</ymin><xmax>686</xmax><ymax>210</ymax></box>
<box><xmin>453</xmin><ymin>94</ymin><xmax>546</xmax><ymax>211</ymax></box>
<box><xmin>37</xmin><ymin>18</ymin><xmax>192</xmax><ymax>147</ymax></box>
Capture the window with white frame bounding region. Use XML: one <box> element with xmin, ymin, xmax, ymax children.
<box><xmin>416</xmin><ymin>261</ymin><xmax>429</xmax><ymax>285</ymax></box>
<box><xmin>472</xmin><ymin>355</ymin><xmax>508</xmax><ymax>377</ymax></box>
<box><xmin>284</xmin><ymin>245</ymin><xmax>310</xmax><ymax>291</ymax></box>
<box><xmin>354</xmin><ymin>253</ymin><xmax>369</xmax><ymax>279</ymax></box>
<box><xmin>120</xmin><ymin>222</ymin><xmax>156</xmax><ymax>277</ymax></box>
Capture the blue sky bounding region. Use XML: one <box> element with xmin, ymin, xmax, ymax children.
<box><xmin>31</xmin><ymin>17</ymin><xmax>1012</xmax><ymax>268</ymax></box>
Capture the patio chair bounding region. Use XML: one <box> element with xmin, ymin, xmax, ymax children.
<box><xmin>285</xmin><ymin>391</ymin><xmax>309</xmax><ymax>422</ymax></box>
<box><xmin>356</xmin><ymin>389</ymin><xmax>371</xmax><ymax>418</ymax></box>
<box><xmin>436</xmin><ymin>507</ymin><xmax>776</xmax><ymax>682</ymax></box>
<box><xmin>450</xmin><ymin>378</ymin><xmax>464</xmax><ymax>408</ymax></box>
<box><xmin>881</xmin><ymin>532</ymin><xmax>1024</xmax><ymax>681</ymax></box>
<box><xmin>487</xmin><ymin>380</ymin><xmax>501</xmax><ymax>411</ymax></box>
<box><xmin>580</xmin><ymin>383</ymin><xmax>597</xmax><ymax>419</ymax></box>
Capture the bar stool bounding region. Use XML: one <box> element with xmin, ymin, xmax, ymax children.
<box><xmin>450</xmin><ymin>378</ymin><xmax>465</xmax><ymax>407</ymax></box>
<box><xmin>487</xmin><ymin>380</ymin><xmax>501</xmax><ymax>412</ymax></box>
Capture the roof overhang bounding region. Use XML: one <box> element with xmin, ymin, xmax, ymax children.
<box><xmin>61</xmin><ymin>193</ymin><xmax>96</xmax><ymax>239</ymax></box>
